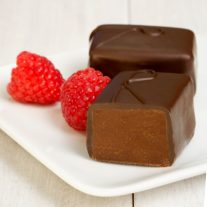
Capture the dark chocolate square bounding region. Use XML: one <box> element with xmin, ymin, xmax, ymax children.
<box><xmin>87</xmin><ymin>70</ymin><xmax>195</xmax><ymax>167</ymax></box>
<box><xmin>89</xmin><ymin>24</ymin><xmax>196</xmax><ymax>87</ymax></box>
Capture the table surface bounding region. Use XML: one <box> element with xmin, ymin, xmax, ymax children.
<box><xmin>0</xmin><ymin>0</ymin><xmax>206</xmax><ymax>206</ymax></box>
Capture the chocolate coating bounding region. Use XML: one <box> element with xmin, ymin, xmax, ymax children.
<box><xmin>87</xmin><ymin>70</ymin><xmax>195</xmax><ymax>167</ymax></box>
<box><xmin>89</xmin><ymin>24</ymin><xmax>196</xmax><ymax>89</ymax></box>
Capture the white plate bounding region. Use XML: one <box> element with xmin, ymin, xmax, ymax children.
<box><xmin>0</xmin><ymin>36</ymin><xmax>207</xmax><ymax>197</ymax></box>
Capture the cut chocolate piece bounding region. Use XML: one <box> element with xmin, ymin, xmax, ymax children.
<box><xmin>87</xmin><ymin>70</ymin><xmax>195</xmax><ymax>167</ymax></box>
<box><xmin>89</xmin><ymin>24</ymin><xmax>196</xmax><ymax>88</ymax></box>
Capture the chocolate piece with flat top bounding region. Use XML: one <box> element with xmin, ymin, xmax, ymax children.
<box><xmin>87</xmin><ymin>70</ymin><xmax>195</xmax><ymax>167</ymax></box>
<box><xmin>89</xmin><ymin>24</ymin><xmax>196</xmax><ymax>89</ymax></box>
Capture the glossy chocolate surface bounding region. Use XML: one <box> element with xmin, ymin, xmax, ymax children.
<box><xmin>89</xmin><ymin>24</ymin><xmax>196</xmax><ymax>88</ymax></box>
<box><xmin>87</xmin><ymin>70</ymin><xmax>195</xmax><ymax>167</ymax></box>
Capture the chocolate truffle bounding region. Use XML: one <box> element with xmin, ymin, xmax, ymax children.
<box><xmin>89</xmin><ymin>24</ymin><xmax>196</xmax><ymax>88</ymax></box>
<box><xmin>87</xmin><ymin>70</ymin><xmax>195</xmax><ymax>167</ymax></box>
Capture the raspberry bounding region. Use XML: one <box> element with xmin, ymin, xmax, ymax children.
<box><xmin>61</xmin><ymin>68</ymin><xmax>110</xmax><ymax>131</ymax></box>
<box><xmin>7</xmin><ymin>51</ymin><xmax>64</xmax><ymax>104</ymax></box>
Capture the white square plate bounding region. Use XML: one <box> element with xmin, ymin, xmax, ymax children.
<box><xmin>0</xmin><ymin>36</ymin><xmax>207</xmax><ymax>197</ymax></box>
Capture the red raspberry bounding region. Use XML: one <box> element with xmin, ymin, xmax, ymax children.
<box><xmin>7</xmin><ymin>51</ymin><xmax>64</xmax><ymax>104</ymax></box>
<box><xmin>61</xmin><ymin>68</ymin><xmax>110</xmax><ymax>131</ymax></box>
